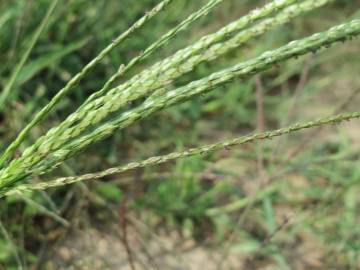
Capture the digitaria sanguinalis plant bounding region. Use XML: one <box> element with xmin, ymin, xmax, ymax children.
<box><xmin>0</xmin><ymin>0</ymin><xmax>359</xmax><ymax>197</ymax></box>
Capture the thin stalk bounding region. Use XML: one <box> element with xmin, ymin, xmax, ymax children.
<box><xmin>4</xmin><ymin>110</ymin><xmax>360</xmax><ymax>197</ymax></box>
<box><xmin>0</xmin><ymin>0</ymin><xmax>173</xmax><ymax>167</ymax></box>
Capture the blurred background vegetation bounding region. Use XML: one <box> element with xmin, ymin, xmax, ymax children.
<box><xmin>0</xmin><ymin>0</ymin><xmax>360</xmax><ymax>269</ymax></box>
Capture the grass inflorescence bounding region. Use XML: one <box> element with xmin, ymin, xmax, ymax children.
<box><xmin>0</xmin><ymin>0</ymin><xmax>359</xmax><ymax>205</ymax></box>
